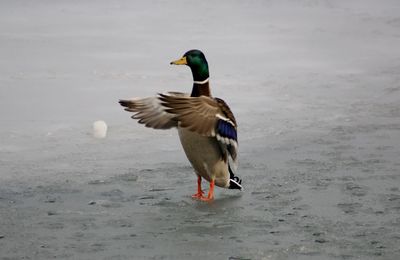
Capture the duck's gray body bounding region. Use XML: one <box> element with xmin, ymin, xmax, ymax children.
<box><xmin>178</xmin><ymin>127</ymin><xmax>230</xmax><ymax>188</ymax></box>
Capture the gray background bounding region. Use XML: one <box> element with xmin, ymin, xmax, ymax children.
<box><xmin>1</xmin><ymin>1</ymin><xmax>400</xmax><ymax>259</ymax></box>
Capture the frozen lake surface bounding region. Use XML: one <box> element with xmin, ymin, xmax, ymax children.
<box><xmin>1</xmin><ymin>1</ymin><xmax>400</xmax><ymax>259</ymax></box>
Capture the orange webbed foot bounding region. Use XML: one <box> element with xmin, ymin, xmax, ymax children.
<box><xmin>191</xmin><ymin>177</ymin><xmax>215</xmax><ymax>202</ymax></box>
<box><xmin>191</xmin><ymin>190</ymin><xmax>205</xmax><ymax>199</ymax></box>
<box><xmin>199</xmin><ymin>195</ymin><xmax>214</xmax><ymax>202</ymax></box>
<box><xmin>191</xmin><ymin>176</ymin><xmax>205</xmax><ymax>200</ymax></box>
<box><xmin>199</xmin><ymin>180</ymin><xmax>215</xmax><ymax>202</ymax></box>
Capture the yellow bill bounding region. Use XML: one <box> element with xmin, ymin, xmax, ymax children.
<box><xmin>170</xmin><ymin>56</ymin><xmax>187</xmax><ymax>65</ymax></box>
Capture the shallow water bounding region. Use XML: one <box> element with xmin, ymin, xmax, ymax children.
<box><xmin>1</xmin><ymin>0</ymin><xmax>400</xmax><ymax>259</ymax></box>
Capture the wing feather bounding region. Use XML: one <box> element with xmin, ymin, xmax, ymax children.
<box><xmin>119</xmin><ymin>92</ymin><xmax>188</xmax><ymax>129</ymax></box>
<box><xmin>158</xmin><ymin>94</ymin><xmax>238</xmax><ymax>166</ymax></box>
<box><xmin>119</xmin><ymin>92</ymin><xmax>239</xmax><ymax>168</ymax></box>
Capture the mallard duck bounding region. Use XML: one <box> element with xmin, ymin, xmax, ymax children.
<box><xmin>119</xmin><ymin>50</ymin><xmax>242</xmax><ymax>201</ymax></box>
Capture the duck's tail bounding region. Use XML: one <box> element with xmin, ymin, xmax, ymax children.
<box><xmin>228</xmin><ymin>164</ymin><xmax>243</xmax><ymax>190</ymax></box>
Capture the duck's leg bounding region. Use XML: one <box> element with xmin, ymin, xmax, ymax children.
<box><xmin>200</xmin><ymin>179</ymin><xmax>215</xmax><ymax>202</ymax></box>
<box><xmin>191</xmin><ymin>175</ymin><xmax>205</xmax><ymax>199</ymax></box>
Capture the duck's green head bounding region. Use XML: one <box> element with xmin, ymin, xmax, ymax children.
<box><xmin>170</xmin><ymin>49</ymin><xmax>209</xmax><ymax>82</ymax></box>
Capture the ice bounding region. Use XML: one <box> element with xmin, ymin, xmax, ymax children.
<box><xmin>1</xmin><ymin>1</ymin><xmax>400</xmax><ymax>259</ymax></box>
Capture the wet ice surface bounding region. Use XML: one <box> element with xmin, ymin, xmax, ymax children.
<box><xmin>1</xmin><ymin>0</ymin><xmax>400</xmax><ymax>259</ymax></box>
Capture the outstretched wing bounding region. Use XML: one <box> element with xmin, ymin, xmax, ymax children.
<box><xmin>158</xmin><ymin>94</ymin><xmax>238</xmax><ymax>166</ymax></box>
<box><xmin>119</xmin><ymin>92</ymin><xmax>188</xmax><ymax>129</ymax></box>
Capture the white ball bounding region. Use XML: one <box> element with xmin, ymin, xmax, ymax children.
<box><xmin>93</xmin><ymin>120</ymin><xmax>107</xmax><ymax>139</ymax></box>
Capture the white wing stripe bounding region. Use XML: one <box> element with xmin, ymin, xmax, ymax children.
<box><xmin>216</xmin><ymin>113</ymin><xmax>235</xmax><ymax>127</ymax></box>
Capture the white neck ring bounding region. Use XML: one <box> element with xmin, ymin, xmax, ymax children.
<box><xmin>193</xmin><ymin>78</ymin><xmax>209</xmax><ymax>84</ymax></box>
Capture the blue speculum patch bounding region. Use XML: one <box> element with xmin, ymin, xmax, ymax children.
<box><xmin>217</xmin><ymin>120</ymin><xmax>237</xmax><ymax>141</ymax></box>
